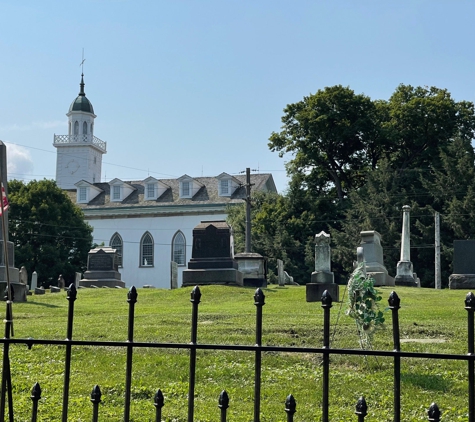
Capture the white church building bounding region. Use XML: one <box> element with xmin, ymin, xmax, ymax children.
<box><xmin>53</xmin><ymin>75</ymin><xmax>277</xmax><ymax>288</ymax></box>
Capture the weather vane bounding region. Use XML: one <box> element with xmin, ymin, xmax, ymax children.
<box><xmin>80</xmin><ymin>48</ymin><xmax>86</xmax><ymax>73</ymax></box>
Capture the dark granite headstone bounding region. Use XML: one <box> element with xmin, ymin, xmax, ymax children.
<box><xmin>450</xmin><ymin>240</ymin><xmax>475</xmax><ymax>289</ymax></box>
<box><xmin>182</xmin><ymin>221</ymin><xmax>243</xmax><ymax>286</ymax></box>
<box><xmin>80</xmin><ymin>247</ymin><xmax>125</xmax><ymax>288</ymax></box>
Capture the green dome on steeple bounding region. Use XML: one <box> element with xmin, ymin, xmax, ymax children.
<box><xmin>69</xmin><ymin>74</ymin><xmax>94</xmax><ymax>114</ymax></box>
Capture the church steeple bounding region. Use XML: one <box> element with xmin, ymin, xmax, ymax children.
<box><xmin>79</xmin><ymin>73</ymin><xmax>86</xmax><ymax>96</ymax></box>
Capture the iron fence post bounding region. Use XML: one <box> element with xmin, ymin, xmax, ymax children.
<box><xmin>154</xmin><ymin>389</ymin><xmax>164</xmax><ymax>422</ymax></box>
<box><xmin>321</xmin><ymin>290</ymin><xmax>332</xmax><ymax>422</ymax></box>
<box><xmin>30</xmin><ymin>382</ymin><xmax>41</xmax><ymax>422</ymax></box>
<box><xmin>355</xmin><ymin>396</ymin><xmax>367</xmax><ymax>422</ymax></box>
<box><xmin>389</xmin><ymin>291</ymin><xmax>401</xmax><ymax>422</ymax></box>
<box><xmin>254</xmin><ymin>288</ymin><xmax>265</xmax><ymax>422</ymax></box>
<box><xmin>188</xmin><ymin>286</ymin><xmax>201</xmax><ymax>422</ymax></box>
<box><xmin>427</xmin><ymin>402</ymin><xmax>441</xmax><ymax>421</ymax></box>
<box><xmin>90</xmin><ymin>385</ymin><xmax>101</xmax><ymax>422</ymax></box>
<box><xmin>466</xmin><ymin>292</ymin><xmax>475</xmax><ymax>422</ymax></box>
<box><xmin>62</xmin><ymin>283</ymin><xmax>77</xmax><ymax>422</ymax></box>
<box><xmin>218</xmin><ymin>390</ymin><xmax>229</xmax><ymax>422</ymax></box>
<box><xmin>285</xmin><ymin>394</ymin><xmax>296</xmax><ymax>422</ymax></box>
<box><xmin>124</xmin><ymin>286</ymin><xmax>137</xmax><ymax>422</ymax></box>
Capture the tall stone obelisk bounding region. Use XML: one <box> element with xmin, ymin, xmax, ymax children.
<box><xmin>394</xmin><ymin>205</ymin><xmax>417</xmax><ymax>287</ymax></box>
<box><xmin>0</xmin><ymin>141</ymin><xmax>26</xmax><ymax>301</ymax></box>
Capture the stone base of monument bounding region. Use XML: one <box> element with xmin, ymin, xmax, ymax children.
<box><xmin>0</xmin><ymin>281</ymin><xmax>28</xmax><ymax>302</ymax></box>
<box><xmin>234</xmin><ymin>253</ymin><xmax>267</xmax><ymax>288</ymax></box>
<box><xmin>311</xmin><ymin>271</ymin><xmax>334</xmax><ymax>284</ymax></box>
<box><xmin>79</xmin><ymin>270</ymin><xmax>125</xmax><ymax>288</ymax></box>
<box><xmin>306</xmin><ymin>283</ymin><xmax>339</xmax><ymax>302</ymax></box>
<box><xmin>369</xmin><ymin>272</ymin><xmax>395</xmax><ymax>287</ymax></box>
<box><xmin>449</xmin><ymin>274</ymin><xmax>475</xmax><ymax>289</ymax></box>
<box><xmin>182</xmin><ymin>268</ymin><xmax>243</xmax><ymax>287</ymax></box>
<box><xmin>395</xmin><ymin>261</ymin><xmax>418</xmax><ymax>287</ymax></box>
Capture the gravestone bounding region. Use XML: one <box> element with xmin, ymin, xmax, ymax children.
<box><xmin>19</xmin><ymin>266</ymin><xmax>28</xmax><ymax>284</ymax></box>
<box><xmin>79</xmin><ymin>247</ymin><xmax>125</xmax><ymax>288</ymax></box>
<box><xmin>57</xmin><ymin>274</ymin><xmax>65</xmax><ymax>289</ymax></box>
<box><xmin>395</xmin><ymin>205</ymin><xmax>417</xmax><ymax>287</ymax></box>
<box><xmin>277</xmin><ymin>259</ymin><xmax>285</xmax><ymax>286</ymax></box>
<box><xmin>0</xmin><ymin>141</ymin><xmax>27</xmax><ymax>302</ymax></box>
<box><xmin>306</xmin><ymin>231</ymin><xmax>339</xmax><ymax>302</ymax></box>
<box><xmin>234</xmin><ymin>252</ymin><xmax>267</xmax><ymax>288</ymax></box>
<box><xmin>31</xmin><ymin>271</ymin><xmax>38</xmax><ymax>291</ymax></box>
<box><xmin>182</xmin><ymin>221</ymin><xmax>243</xmax><ymax>286</ymax></box>
<box><xmin>359</xmin><ymin>231</ymin><xmax>394</xmax><ymax>286</ymax></box>
<box><xmin>170</xmin><ymin>261</ymin><xmax>178</xmax><ymax>289</ymax></box>
<box><xmin>75</xmin><ymin>272</ymin><xmax>81</xmax><ymax>288</ymax></box>
<box><xmin>449</xmin><ymin>240</ymin><xmax>475</xmax><ymax>289</ymax></box>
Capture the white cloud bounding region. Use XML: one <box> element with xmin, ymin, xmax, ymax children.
<box><xmin>6</xmin><ymin>144</ymin><xmax>34</xmax><ymax>179</ymax></box>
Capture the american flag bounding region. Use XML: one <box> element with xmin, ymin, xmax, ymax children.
<box><xmin>0</xmin><ymin>183</ymin><xmax>9</xmax><ymax>215</ymax></box>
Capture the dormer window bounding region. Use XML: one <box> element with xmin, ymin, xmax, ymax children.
<box><xmin>216</xmin><ymin>172</ymin><xmax>239</xmax><ymax>197</ymax></box>
<box><xmin>146</xmin><ymin>183</ymin><xmax>155</xmax><ymax>199</ymax></box>
<box><xmin>182</xmin><ymin>181</ymin><xmax>190</xmax><ymax>197</ymax></box>
<box><xmin>79</xmin><ymin>187</ymin><xmax>87</xmax><ymax>202</ymax></box>
<box><xmin>220</xmin><ymin>179</ymin><xmax>229</xmax><ymax>195</ymax></box>
<box><xmin>112</xmin><ymin>185</ymin><xmax>121</xmax><ymax>200</ymax></box>
<box><xmin>143</xmin><ymin>176</ymin><xmax>168</xmax><ymax>201</ymax></box>
<box><xmin>75</xmin><ymin>180</ymin><xmax>103</xmax><ymax>204</ymax></box>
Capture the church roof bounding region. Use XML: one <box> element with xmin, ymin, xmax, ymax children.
<box><xmin>67</xmin><ymin>173</ymin><xmax>277</xmax><ymax>216</ymax></box>
<box><xmin>68</xmin><ymin>74</ymin><xmax>94</xmax><ymax>114</ymax></box>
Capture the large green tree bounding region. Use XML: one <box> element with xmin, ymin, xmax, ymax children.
<box><xmin>7</xmin><ymin>179</ymin><xmax>93</xmax><ymax>287</ymax></box>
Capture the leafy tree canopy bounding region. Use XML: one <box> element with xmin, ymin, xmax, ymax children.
<box><xmin>7</xmin><ymin>179</ymin><xmax>93</xmax><ymax>287</ymax></box>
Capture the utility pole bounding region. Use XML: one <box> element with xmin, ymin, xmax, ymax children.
<box><xmin>435</xmin><ymin>212</ymin><xmax>441</xmax><ymax>289</ymax></box>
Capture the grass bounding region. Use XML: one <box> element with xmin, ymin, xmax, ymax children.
<box><xmin>0</xmin><ymin>284</ymin><xmax>473</xmax><ymax>421</ymax></box>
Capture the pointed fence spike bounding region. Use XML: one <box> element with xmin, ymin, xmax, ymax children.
<box><xmin>30</xmin><ymin>382</ymin><xmax>41</xmax><ymax>401</ymax></box>
<box><xmin>465</xmin><ymin>292</ymin><xmax>475</xmax><ymax>310</ymax></box>
<box><xmin>127</xmin><ymin>286</ymin><xmax>138</xmax><ymax>304</ymax></box>
<box><xmin>67</xmin><ymin>283</ymin><xmax>77</xmax><ymax>301</ymax></box>
<box><xmin>321</xmin><ymin>290</ymin><xmax>333</xmax><ymax>307</ymax></box>
<box><xmin>154</xmin><ymin>389</ymin><xmax>164</xmax><ymax>408</ymax></box>
<box><xmin>190</xmin><ymin>285</ymin><xmax>202</xmax><ymax>303</ymax></box>
<box><xmin>90</xmin><ymin>385</ymin><xmax>102</xmax><ymax>404</ymax></box>
<box><xmin>285</xmin><ymin>394</ymin><xmax>296</xmax><ymax>414</ymax></box>
<box><xmin>218</xmin><ymin>390</ymin><xmax>229</xmax><ymax>409</ymax></box>
<box><xmin>428</xmin><ymin>402</ymin><xmax>441</xmax><ymax>420</ymax></box>
<box><xmin>355</xmin><ymin>396</ymin><xmax>368</xmax><ymax>416</ymax></box>
<box><xmin>388</xmin><ymin>291</ymin><xmax>401</xmax><ymax>309</ymax></box>
<box><xmin>254</xmin><ymin>288</ymin><xmax>265</xmax><ymax>306</ymax></box>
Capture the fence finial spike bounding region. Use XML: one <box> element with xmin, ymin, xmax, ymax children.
<box><xmin>191</xmin><ymin>285</ymin><xmax>202</xmax><ymax>303</ymax></box>
<box><xmin>127</xmin><ymin>286</ymin><xmax>138</xmax><ymax>304</ymax></box>
<box><xmin>428</xmin><ymin>402</ymin><xmax>441</xmax><ymax>420</ymax></box>
<box><xmin>254</xmin><ymin>288</ymin><xmax>265</xmax><ymax>306</ymax></box>
<box><xmin>321</xmin><ymin>290</ymin><xmax>333</xmax><ymax>307</ymax></box>
<box><xmin>90</xmin><ymin>384</ymin><xmax>102</xmax><ymax>404</ymax></box>
<box><xmin>285</xmin><ymin>394</ymin><xmax>296</xmax><ymax>414</ymax></box>
<box><xmin>67</xmin><ymin>283</ymin><xmax>77</xmax><ymax>301</ymax></box>
<box><xmin>355</xmin><ymin>396</ymin><xmax>368</xmax><ymax>416</ymax></box>
<box><xmin>218</xmin><ymin>390</ymin><xmax>229</xmax><ymax>409</ymax></box>
<box><xmin>30</xmin><ymin>382</ymin><xmax>41</xmax><ymax>401</ymax></box>
<box><xmin>465</xmin><ymin>292</ymin><xmax>475</xmax><ymax>310</ymax></box>
<box><xmin>154</xmin><ymin>389</ymin><xmax>164</xmax><ymax>408</ymax></box>
<box><xmin>388</xmin><ymin>291</ymin><xmax>401</xmax><ymax>309</ymax></box>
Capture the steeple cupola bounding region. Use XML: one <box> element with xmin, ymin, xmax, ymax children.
<box><xmin>69</xmin><ymin>74</ymin><xmax>95</xmax><ymax>114</ymax></box>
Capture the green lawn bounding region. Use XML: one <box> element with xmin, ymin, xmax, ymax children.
<box><xmin>1</xmin><ymin>285</ymin><xmax>473</xmax><ymax>421</ymax></box>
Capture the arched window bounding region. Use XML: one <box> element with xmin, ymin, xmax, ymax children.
<box><xmin>110</xmin><ymin>233</ymin><xmax>123</xmax><ymax>267</ymax></box>
<box><xmin>74</xmin><ymin>121</ymin><xmax>79</xmax><ymax>135</ymax></box>
<box><xmin>172</xmin><ymin>231</ymin><xmax>186</xmax><ymax>266</ymax></box>
<box><xmin>69</xmin><ymin>122</ymin><xmax>71</xmax><ymax>135</ymax></box>
<box><xmin>140</xmin><ymin>232</ymin><xmax>154</xmax><ymax>266</ymax></box>
<box><xmin>90</xmin><ymin>122</ymin><xmax>94</xmax><ymax>135</ymax></box>
<box><xmin>83</xmin><ymin>121</ymin><xmax>88</xmax><ymax>135</ymax></box>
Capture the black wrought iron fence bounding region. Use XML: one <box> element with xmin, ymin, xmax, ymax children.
<box><xmin>0</xmin><ymin>284</ymin><xmax>474</xmax><ymax>421</ymax></box>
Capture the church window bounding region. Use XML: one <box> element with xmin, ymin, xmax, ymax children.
<box><xmin>112</xmin><ymin>185</ymin><xmax>121</xmax><ymax>200</ymax></box>
<box><xmin>140</xmin><ymin>232</ymin><xmax>154</xmax><ymax>266</ymax></box>
<box><xmin>172</xmin><ymin>231</ymin><xmax>186</xmax><ymax>266</ymax></box>
<box><xmin>110</xmin><ymin>233</ymin><xmax>123</xmax><ymax>267</ymax></box>
<box><xmin>69</xmin><ymin>122</ymin><xmax>71</xmax><ymax>135</ymax></box>
<box><xmin>78</xmin><ymin>187</ymin><xmax>87</xmax><ymax>202</ymax></box>
<box><xmin>83</xmin><ymin>121</ymin><xmax>88</xmax><ymax>135</ymax></box>
<box><xmin>90</xmin><ymin>123</ymin><xmax>93</xmax><ymax>135</ymax></box>
<box><xmin>74</xmin><ymin>121</ymin><xmax>79</xmax><ymax>135</ymax></box>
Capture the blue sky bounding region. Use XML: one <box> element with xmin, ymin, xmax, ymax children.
<box><xmin>1</xmin><ymin>0</ymin><xmax>474</xmax><ymax>193</ymax></box>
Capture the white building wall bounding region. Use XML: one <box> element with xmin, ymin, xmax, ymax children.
<box><xmin>87</xmin><ymin>212</ymin><xmax>227</xmax><ymax>288</ymax></box>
